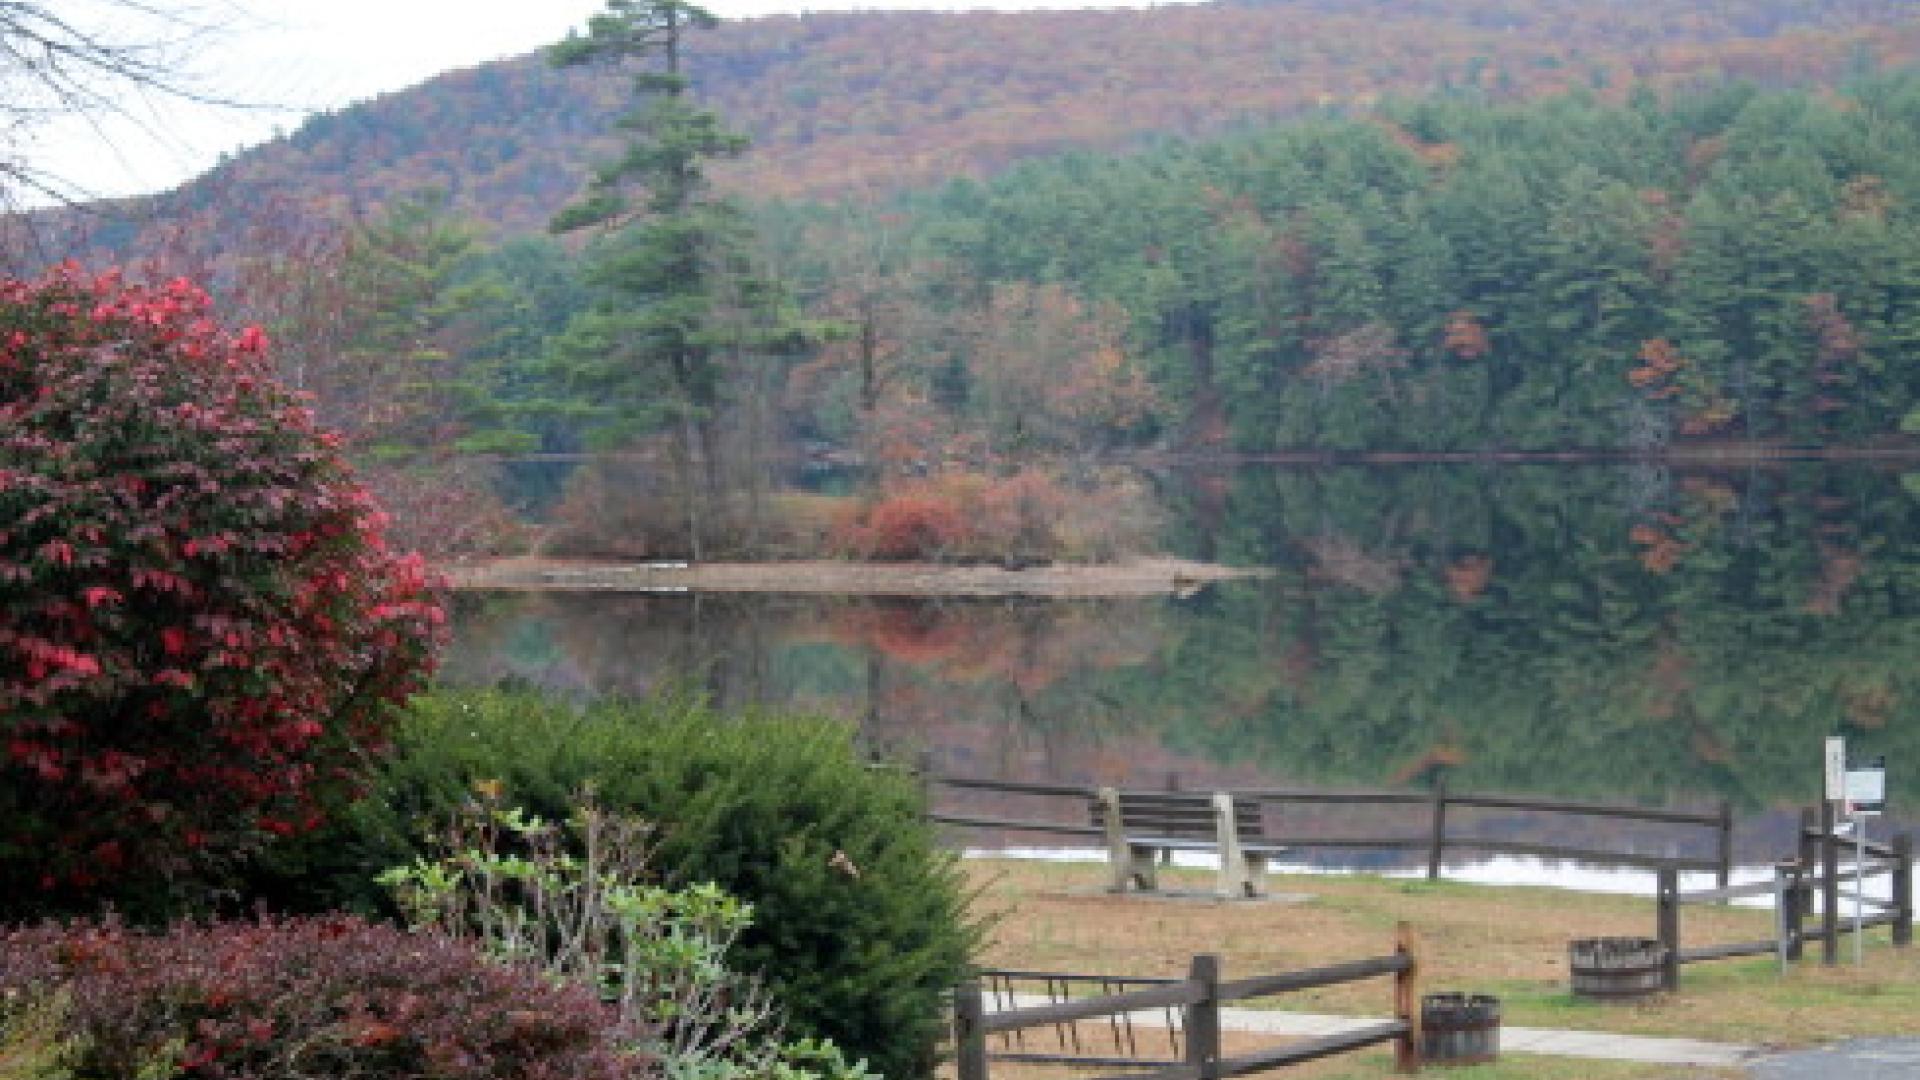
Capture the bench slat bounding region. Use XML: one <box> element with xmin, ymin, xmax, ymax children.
<box><xmin>1090</xmin><ymin>791</ymin><xmax>1268</xmax><ymax>847</ymax></box>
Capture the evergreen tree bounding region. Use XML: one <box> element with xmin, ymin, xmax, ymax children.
<box><xmin>335</xmin><ymin>191</ymin><xmax>502</xmax><ymax>456</ymax></box>
<box><xmin>546</xmin><ymin>0</ymin><xmax>812</xmax><ymax>558</ymax></box>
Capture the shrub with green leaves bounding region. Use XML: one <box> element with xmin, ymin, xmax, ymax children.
<box><xmin>380</xmin><ymin>793</ymin><xmax>875</xmax><ymax>1080</ymax></box>
<box><xmin>349</xmin><ymin>689</ymin><xmax>975</xmax><ymax>1079</ymax></box>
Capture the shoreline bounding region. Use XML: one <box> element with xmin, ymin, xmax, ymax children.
<box><xmin>440</xmin><ymin>555</ymin><xmax>1267</xmax><ymax>598</ymax></box>
<box><xmin>1138</xmin><ymin>441</ymin><xmax>1920</xmax><ymax>466</ymax></box>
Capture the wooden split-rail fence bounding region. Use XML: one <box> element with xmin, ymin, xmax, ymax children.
<box><xmin>953</xmin><ymin>925</ymin><xmax>1424</xmax><ymax>1078</ymax></box>
<box><xmin>1651</xmin><ymin>807</ymin><xmax>1914</xmax><ymax>987</ymax></box>
<box><xmin>923</xmin><ymin>765</ymin><xmax>1734</xmax><ymax>897</ymax></box>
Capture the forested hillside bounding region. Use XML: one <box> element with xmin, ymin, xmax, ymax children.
<box><xmin>804</xmin><ymin>76</ymin><xmax>1920</xmax><ymax>452</ymax></box>
<box><xmin>76</xmin><ymin>0</ymin><xmax>1920</xmax><ymax>244</ymax></box>
<box><xmin>40</xmin><ymin>4</ymin><xmax>1920</xmax><ymax>558</ymax></box>
<box><xmin>226</xmin><ymin>76</ymin><xmax>1920</xmax><ymax>534</ymax></box>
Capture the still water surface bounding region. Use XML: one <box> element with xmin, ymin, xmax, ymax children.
<box><xmin>447</xmin><ymin>463</ymin><xmax>1920</xmax><ymax>876</ymax></box>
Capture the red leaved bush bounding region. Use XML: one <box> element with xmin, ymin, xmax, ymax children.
<box><xmin>844</xmin><ymin>492</ymin><xmax>974</xmax><ymax>561</ymax></box>
<box><xmin>0</xmin><ymin>265</ymin><xmax>444</xmax><ymax>915</ymax></box>
<box><xmin>0</xmin><ymin>916</ymin><xmax>646</xmax><ymax>1079</ymax></box>
<box><xmin>828</xmin><ymin>468</ymin><xmax>1159</xmax><ymax>564</ymax></box>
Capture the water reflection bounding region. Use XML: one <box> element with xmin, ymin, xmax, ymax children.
<box><xmin>447</xmin><ymin>463</ymin><xmax>1920</xmax><ymax>862</ymax></box>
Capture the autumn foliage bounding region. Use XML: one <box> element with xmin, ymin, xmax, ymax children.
<box><xmin>0</xmin><ymin>265</ymin><xmax>444</xmax><ymax>914</ymax></box>
<box><xmin>828</xmin><ymin>469</ymin><xmax>1161</xmax><ymax>563</ymax></box>
<box><xmin>0</xmin><ymin>916</ymin><xmax>639</xmax><ymax>1079</ymax></box>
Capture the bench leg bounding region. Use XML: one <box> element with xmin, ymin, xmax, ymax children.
<box><xmin>1214</xmin><ymin>791</ymin><xmax>1250</xmax><ymax>899</ymax></box>
<box><xmin>1100</xmin><ymin>786</ymin><xmax>1132</xmax><ymax>893</ymax></box>
<box><xmin>1217</xmin><ymin>855</ymin><xmax>1255</xmax><ymax>899</ymax></box>
<box><xmin>1129</xmin><ymin>845</ymin><xmax>1160</xmax><ymax>891</ymax></box>
<box><xmin>1243</xmin><ymin>854</ymin><xmax>1267</xmax><ymax>899</ymax></box>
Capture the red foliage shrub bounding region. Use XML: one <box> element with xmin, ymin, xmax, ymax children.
<box><xmin>856</xmin><ymin>492</ymin><xmax>974</xmax><ymax>560</ymax></box>
<box><xmin>0</xmin><ymin>265</ymin><xmax>444</xmax><ymax>914</ymax></box>
<box><xmin>828</xmin><ymin>469</ymin><xmax>1146</xmax><ymax>563</ymax></box>
<box><xmin>0</xmin><ymin>916</ymin><xmax>645</xmax><ymax>1079</ymax></box>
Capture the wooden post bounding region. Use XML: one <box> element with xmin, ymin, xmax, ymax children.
<box><xmin>954</xmin><ymin>979</ymin><xmax>989</xmax><ymax>1080</ymax></box>
<box><xmin>1894</xmin><ymin>832</ymin><xmax>1913</xmax><ymax>948</ymax></box>
<box><xmin>1715</xmin><ymin>798</ymin><xmax>1734</xmax><ymax>899</ymax></box>
<box><xmin>1394</xmin><ymin>922</ymin><xmax>1422</xmax><ymax>1074</ymax></box>
<box><xmin>1163</xmin><ymin>772</ymin><xmax>1180</xmax><ymax>866</ymax></box>
<box><xmin>1426</xmin><ymin>777</ymin><xmax>1448</xmax><ymax>882</ymax></box>
<box><xmin>1774</xmin><ymin>862</ymin><xmax>1791</xmax><ymax>974</ymax></box>
<box><xmin>916</xmin><ymin>750</ymin><xmax>936</xmax><ymax>806</ymax></box>
<box><xmin>1783</xmin><ymin>859</ymin><xmax>1804</xmax><ymax>962</ymax></box>
<box><xmin>1184</xmin><ymin>954</ymin><xmax>1221</xmax><ymax>1080</ymax></box>
<box><xmin>1656</xmin><ymin>866</ymin><xmax>1680</xmax><ymax>992</ymax></box>
<box><xmin>1796</xmin><ymin>806</ymin><xmax>1818</xmax><ymax>935</ymax></box>
<box><xmin>1822</xmin><ymin>800</ymin><xmax>1840</xmax><ymax>966</ymax></box>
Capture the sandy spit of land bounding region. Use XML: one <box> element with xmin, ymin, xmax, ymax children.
<box><xmin>440</xmin><ymin>555</ymin><xmax>1266</xmax><ymax>599</ymax></box>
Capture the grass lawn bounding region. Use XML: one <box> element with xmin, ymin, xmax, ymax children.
<box><xmin>955</xmin><ymin>857</ymin><xmax>1918</xmax><ymax>1077</ymax></box>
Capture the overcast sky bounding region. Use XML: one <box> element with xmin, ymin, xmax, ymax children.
<box><xmin>30</xmin><ymin>0</ymin><xmax>1166</xmax><ymax>205</ymax></box>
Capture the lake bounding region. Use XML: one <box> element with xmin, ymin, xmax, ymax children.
<box><xmin>446</xmin><ymin>461</ymin><xmax>1920</xmax><ymax>876</ymax></box>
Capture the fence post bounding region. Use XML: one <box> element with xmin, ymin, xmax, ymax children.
<box><xmin>1715</xmin><ymin>798</ymin><xmax>1734</xmax><ymax>900</ymax></box>
<box><xmin>1656</xmin><ymin>865</ymin><xmax>1680</xmax><ymax>991</ymax></box>
<box><xmin>1163</xmin><ymin>773</ymin><xmax>1180</xmax><ymax>867</ymax></box>
<box><xmin>1426</xmin><ymin>777</ymin><xmax>1448</xmax><ymax>882</ymax></box>
<box><xmin>954</xmin><ymin>979</ymin><xmax>989</xmax><ymax>1080</ymax></box>
<box><xmin>1783</xmin><ymin>859</ymin><xmax>1804</xmax><ymax>963</ymax></box>
<box><xmin>1822</xmin><ymin>801</ymin><xmax>1840</xmax><ymax>966</ymax></box>
<box><xmin>916</xmin><ymin>750</ymin><xmax>936</xmax><ymax>806</ymax></box>
<box><xmin>1394</xmin><ymin>922</ymin><xmax>1422</xmax><ymax>1074</ymax></box>
<box><xmin>1184</xmin><ymin>954</ymin><xmax>1221</xmax><ymax>1080</ymax></box>
<box><xmin>1894</xmin><ymin>833</ymin><xmax>1913</xmax><ymax>949</ymax></box>
<box><xmin>1774</xmin><ymin>863</ymin><xmax>1790</xmax><ymax>974</ymax></box>
<box><xmin>1796</xmin><ymin>806</ymin><xmax>1817</xmax><ymax>940</ymax></box>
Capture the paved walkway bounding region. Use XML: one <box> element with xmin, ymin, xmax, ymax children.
<box><xmin>996</xmin><ymin>995</ymin><xmax>1759</xmax><ymax>1068</ymax></box>
<box><xmin>1205</xmin><ymin>1005</ymin><xmax>1755</xmax><ymax>1067</ymax></box>
<box><xmin>1752</xmin><ymin>1038</ymin><xmax>1920</xmax><ymax>1079</ymax></box>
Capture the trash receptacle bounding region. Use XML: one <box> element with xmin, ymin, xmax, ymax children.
<box><xmin>1568</xmin><ymin>936</ymin><xmax>1666</xmax><ymax>1000</ymax></box>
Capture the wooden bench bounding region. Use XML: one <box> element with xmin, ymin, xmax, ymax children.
<box><xmin>1089</xmin><ymin>788</ymin><xmax>1285</xmax><ymax>898</ymax></box>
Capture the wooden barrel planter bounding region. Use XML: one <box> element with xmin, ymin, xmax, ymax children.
<box><xmin>1568</xmin><ymin>937</ymin><xmax>1666</xmax><ymax>1000</ymax></box>
<box><xmin>1420</xmin><ymin>992</ymin><xmax>1499</xmax><ymax>1066</ymax></box>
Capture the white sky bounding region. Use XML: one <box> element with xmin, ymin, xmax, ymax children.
<box><xmin>26</xmin><ymin>0</ymin><xmax>1166</xmax><ymax>205</ymax></box>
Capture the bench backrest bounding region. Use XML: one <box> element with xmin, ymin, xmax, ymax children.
<box><xmin>1090</xmin><ymin>791</ymin><xmax>1264</xmax><ymax>841</ymax></box>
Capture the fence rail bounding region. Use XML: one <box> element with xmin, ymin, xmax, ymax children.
<box><xmin>1653</xmin><ymin>813</ymin><xmax>1914</xmax><ymax>987</ymax></box>
<box><xmin>925</xmin><ymin>765</ymin><xmax>1733</xmax><ymax>885</ymax></box>
<box><xmin>955</xmin><ymin>926</ymin><xmax>1423</xmax><ymax>1078</ymax></box>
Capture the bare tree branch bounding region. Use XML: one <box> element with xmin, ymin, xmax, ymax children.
<box><xmin>0</xmin><ymin>1</ymin><xmax>253</xmax><ymax>214</ymax></box>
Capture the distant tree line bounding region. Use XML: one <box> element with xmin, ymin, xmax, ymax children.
<box><xmin>814</xmin><ymin>74</ymin><xmax>1920</xmax><ymax>453</ymax></box>
<box><xmin>115</xmin><ymin>71</ymin><xmax>1920</xmax><ymax>558</ymax></box>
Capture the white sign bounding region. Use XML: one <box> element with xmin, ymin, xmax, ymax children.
<box><xmin>1825</xmin><ymin>737</ymin><xmax>1847</xmax><ymax>803</ymax></box>
<box><xmin>1846</xmin><ymin>756</ymin><xmax>1886</xmax><ymax>816</ymax></box>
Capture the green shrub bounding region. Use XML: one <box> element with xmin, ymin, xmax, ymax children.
<box><xmin>333</xmin><ymin>688</ymin><xmax>974</xmax><ymax>1079</ymax></box>
<box><xmin>380</xmin><ymin>793</ymin><xmax>877</xmax><ymax>1080</ymax></box>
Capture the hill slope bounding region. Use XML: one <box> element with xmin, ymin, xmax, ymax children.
<box><xmin>81</xmin><ymin>0</ymin><xmax>1920</xmax><ymax>243</ymax></box>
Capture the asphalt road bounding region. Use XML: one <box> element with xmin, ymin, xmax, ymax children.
<box><xmin>1753</xmin><ymin>1038</ymin><xmax>1920</xmax><ymax>1079</ymax></box>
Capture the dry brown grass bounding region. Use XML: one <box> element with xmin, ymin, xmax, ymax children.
<box><xmin>965</xmin><ymin>858</ymin><xmax>1920</xmax><ymax>1054</ymax></box>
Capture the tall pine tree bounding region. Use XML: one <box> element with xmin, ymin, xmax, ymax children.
<box><xmin>547</xmin><ymin>0</ymin><xmax>810</xmax><ymax>558</ymax></box>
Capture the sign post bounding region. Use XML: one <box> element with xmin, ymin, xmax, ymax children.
<box><xmin>1844</xmin><ymin>756</ymin><xmax>1886</xmax><ymax>967</ymax></box>
<box><xmin>1825</xmin><ymin>737</ymin><xmax>1847</xmax><ymax>805</ymax></box>
<box><xmin>1823</xmin><ymin>737</ymin><xmax>1846</xmax><ymax>965</ymax></box>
